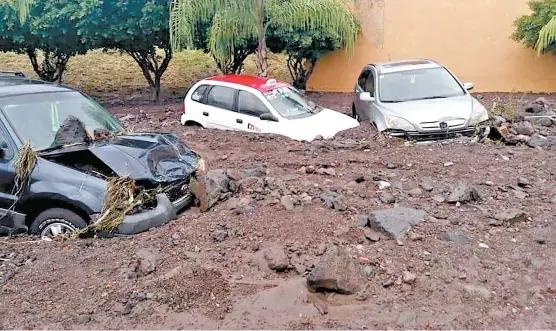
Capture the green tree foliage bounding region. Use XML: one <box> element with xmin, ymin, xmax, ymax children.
<box><xmin>189</xmin><ymin>17</ymin><xmax>258</xmax><ymax>74</ymax></box>
<box><xmin>267</xmin><ymin>25</ymin><xmax>342</xmax><ymax>89</ymax></box>
<box><xmin>78</xmin><ymin>0</ymin><xmax>172</xmax><ymax>101</ymax></box>
<box><xmin>0</xmin><ymin>0</ymin><xmax>88</xmax><ymax>83</ymax></box>
<box><xmin>170</xmin><ymin>0</ymin><xmax>360</xmax><ymax>77</ymax></box>
<box><xmin>513</xmin><ymin>0</ymin><xmax>556</xmax><ymax>54</ymax></box>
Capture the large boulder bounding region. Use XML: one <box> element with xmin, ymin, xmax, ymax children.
<box><xmin>190</xmin><ymin>169</ymin><xmax>237</xmax><ymax>212</ymax></box>
<box><xmin>368</xmin><ymin>207</ymin><xmax>426</xmax><ymax>239</ymax></box>
<box><xmin>307</xmin><ymin>246</ymin><xmax>367</xmax><ymax>294</ymax></box>
<box><xmin>446</xmin><ymin>181</ymin><xmax>481</xmax><ymax>203</ymax></box>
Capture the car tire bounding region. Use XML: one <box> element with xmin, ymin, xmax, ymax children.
<box><xmin>30</xmin><ymin>208</ymin><xmax>88</xmax><ymax>238</ymax></box>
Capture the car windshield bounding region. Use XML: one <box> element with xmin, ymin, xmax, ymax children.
<box><xmin>1</xmin><ymin>91</ymin><xmax>124</xmax><ymax>150</ymax></box>
<box><xmin>263</xmin><ymin>86</ymin><xmax>316</xmax><ymax>119</ymax></box>
<box><xmin>379</xmin><ymin>67</ymin><xmax>465</xmax><ymax>103</ymax></box>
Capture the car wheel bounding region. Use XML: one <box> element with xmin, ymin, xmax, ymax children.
<box><xmin>30</xmin><ymin>208</ymin><xmax>88</xmax><ymax>239</ymax></box>
<box><xmin>351</xmin><ymin>104</ymin><xmax>361</xmax><ymax>122</ymax></box>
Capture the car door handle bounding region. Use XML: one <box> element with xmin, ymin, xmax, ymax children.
<box><xmin>202</xmin><ymin>112</ymin><xmax>209</xmax><ymax>116</ymax></box>
<box><xmin>236</xmin><ymin>119</ymin><xmax>243</xmax><ymax>124</ymax></box>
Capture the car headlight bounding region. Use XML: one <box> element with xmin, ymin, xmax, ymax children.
<box><xmin>384</xmin><ymin>116</ymin><xmax>416</xmax><ymax>131</ymax></box>
<box><xmin>469</xmin><ymin>105</ymin><xmax>489</xmax><ymax>125</ymax></box>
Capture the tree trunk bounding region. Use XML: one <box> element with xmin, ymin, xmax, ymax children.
<box><xmin>286</xmin><ymin>53</ymin><xmax>318</xmax><ymax>90</ymax></box>
<box><xmin>26</xmin><ymin>49</ymin><xmax>70</xmax><ymax>83</ymax></box>
<box><xmin>255</xmin><ymin>0</ymin><xmax>268</xmax><ymax>77</ymax></box>
<box><xmin>125</xmin><ymin>46</ymin><xmax>172</xmax><ymax>103</ymax></box>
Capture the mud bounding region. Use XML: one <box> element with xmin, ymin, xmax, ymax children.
<box><xmin>1</xmin><ymin>92</ymin><xmax>555</xmax><ymax>329</ymax></box>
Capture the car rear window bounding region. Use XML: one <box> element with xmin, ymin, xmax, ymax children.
<box><xmin>191</xmin><ymin>85</ymin><xmax>209</xmax><ymax>102</ymax></box>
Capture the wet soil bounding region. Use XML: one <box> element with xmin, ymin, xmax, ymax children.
<box><xmin>1</xmin><ymin>92</ymin><xmax>555</xmax><ymax>329</ymax></box>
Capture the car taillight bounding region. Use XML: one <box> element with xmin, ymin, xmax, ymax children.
<box><xmin>182</xmin><ymin>103</ymin><xmax>186</xmax><ymax>113</ymax></box>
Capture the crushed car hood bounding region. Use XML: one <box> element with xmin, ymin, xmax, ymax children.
<box><xmin>382</xmin><ymin>95</ymin><xmax>473</xmax><ymax>125</ymax></box>
<box><xmin>43</xmin><ymin>133</ymin><xmax>199</xmax><ymax>183</ymax></box>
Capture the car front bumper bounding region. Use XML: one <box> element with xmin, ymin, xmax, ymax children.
<box><xmin>93</xmin><ymin>193</ymin><xmax>193</xmax><ymax>236</ymax></box>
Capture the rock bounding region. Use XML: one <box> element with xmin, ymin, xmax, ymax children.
<box><xmin>515</xmin><ymin>134</ymin><xmax>531</xmax><ymax>143</ymax></box>
<box><xmin>212</xmin><ymin>229</ymin><xmax>229</xmax><ymax>242</ymax></box>
<box><xmin>356</xmin><ymin>214</ymin><xmax>369</xmax><ymax>227</ymax></box>
<box><xmin>320</xmin><ymin>190</ymin><xmax>347</xmax><ymax>211</ymax></box>
<box><xmin>354</xmin><ymin>174</ymin><xmax>365</xmax><ymax>183</ymax></box>
<box><xmin>364</xmin><ymin>229</ymin><xmax>380</xmax><ymax>242</ymax></box>
<box><xmin>317</xmin><ymin>168</ymin><xmax>336</xmax><ymax>176</ymax></box>
<box><xmin>53</xmin><ymin>115</ymin><xmax>91</xmax><ymax>146</ymax></box>
<box><xmin>432</xmin><ymin>195</ymin><xmax>445</xmax><ymax>203</ymax></box>
<box><xmin>363</xmin><ymin>266</ymin><xmax>377</xmax><ymax>277</ymax></box>
<box><xmin>386</xmin><ymin>163</ymin><xmax>397</xmax><ymax>169</ymax></box>
<box><xmin>76</xmin><ymin>315</ymin><xmax>91</xmax><ymax>324</ymax></box>
<box><xmin>135</xmin><ymin>248</ymin><xmax>159</xmax><ymax>276</ymax></box>
<box><xmin>446</xmin><ymin>181</ymin><xmax>481</xmax><ymax>203</ymax></box>
<box><xmin>242</xmin><ymin>164</ymin><xmax>267</xmax><ymax>178</ymax></box>
<box><xmin>523</xmin><ymin>97</ymin><xmax>547</xmax><ymax>113</ymax></box>
<box><xmin>444</xmin><ymin>162</ymin><xmax>454</xmax><ymax>167</ymax></box>
<box><xmin>492</xmin><ymin>115</ymin><xmax>506</xmax><ymax>127</ymax></box>
<box><xmin>280</xmin><ymin>195</ymin><xmax>295</xmax><ymax>211</ymax></box>
<box><xmin>226</xmin><ymin>197</ymin><xmax>239</xmax><ymax>210</ymax></box>
<box><xmin>379</xmin><ymin>192</ymin><xmax>396</xmax><ymax>204</ymax></box>
<box><xmin>517</xmin><ymin>177</ymin><xmax>531</xmax><ymax>187</ymax></box>
<box><xmin>529</xmin><ymin>116</ymin><xmax>554</xmax><ymax>127</ymax></box>
<box><xmin>307</xmin><ymin>246</ymin><xmax>367</xmax><ymax>294</ymax></box>
<box><xmin>463</xmin><ymin>284</ymin><xmax>492</xmax><ymax>300</ymax></box>
<box><xmin>528</xmin><ymin>134</ymin><xmax>551</xmax><ymax>148</ymax></box>
<box><xmin>513</xmin><ymin>121</ymin><xmax>535</xmax><ymax>136</ymax></box>
<box><xmin>407</xmin><ymin>187</ymin><xmax>424</xmax><ymax>197</ymax></box>
<box><xmin>263</xmin><ymin>246</ymin><xmax>289</xmax><ymax>271</ymax></box>
<box><xmin>190</xmin><ymin>169</ymin><xmax>234</xmax><ymax>212</ymax></box>
<box><xmin>484</xmin><ymin>180</ymin><xmax>494</xmax><ymax>186</ymax></box>
<box><xmin>122</xmin><ymin>302</ymin><xmax>133</xmax><ymax>315</ymax></box>
<box><xmin>512</xmin><ymin>190</ymin><xmax>528</xmax><ymax>200</ymax></box>
<box><xmin>235</xmin><ymin>198</ymin><xmax>255</xmax><ymax>214</ymax></box>
<box><xmin>408</xmin><ymin>232</ymin><xmax>423</xmax><ymax>241</ymax></box>
<box><xmin>419</xmin><ymin>177</ymin><xmax>435</xmax><ymax>192</ymax></box>
<box><xmin>443</xmin><ymin>232</ymin><xmax>471</xmax><ymax>246</ymax></box>
<box><xmin>377</xmin><ymin>181</ymin><xmax>391</xmax><ymax>190</ymax></box>
<box><xmin>402</xmin><ymin>271</ymin><xmax>417</xmax><ymax>284</ymax></box>
<box><xmin>367</xmin><ymin>207</ymin><xmax>426</xmax><ymax>239</ymax></box>
<box><xmin>493</xmin><ymin>209</ymin><xmax>526</xmax><ymax>223</ymax></box>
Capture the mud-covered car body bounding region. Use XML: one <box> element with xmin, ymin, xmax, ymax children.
<box><xmin>0</xmin><ymin>79</ymin><xmax>201</xmax><ymax>237</ymax></box>
<box><xmin>352</xmin><ymin>59</ymin><xmax>489</xmax><ymax>141</ymax></box>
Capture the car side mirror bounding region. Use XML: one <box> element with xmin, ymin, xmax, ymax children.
<box><xmin>259</xmin><ymin>112</ymin><xmax>278</xmax><ymax>122</ymax></box>
<box><xmin>0</xmin><ymin>148</ymin><xmax>4</xmax><ymax>159</ymax></box>
<box><xmin>360</xmin><ymin>92</ymin><xmax>374</xmax><ymax>102</ymax></box>
<box><xmin>463</xmin><ymin>82</ymin><xmax>474</xmax><ymax>91</ymax></box>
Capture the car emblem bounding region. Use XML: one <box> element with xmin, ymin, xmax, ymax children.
<box><xmin>439</xmin><ymin>121</ymin><xmax>448</xmax><ymax>131</ymax></box>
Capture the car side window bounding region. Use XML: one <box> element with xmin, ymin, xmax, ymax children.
<box><xmin>365</xmin><ymin>70</ymin><xmax>376</xmax><ymax>97</ymax></box>
<box><xmin>237</xmin><ymin>91</ymin><xmax>268</xmax><ymax>117</ymax></box>
<box><xmin>0</xmin><ymin>124</ymin><xmax>13</xmax><ymax>159</ymax></box>
<box><xmin>357</xmin><ymin>70</ymin><xmax>370</xmax><ymax>88</ymax></box>
<box><xmin>206</xmin><ymin>86</ymin><xmax>236</xmax><ymax>110</ymax></box>
<box><xmin>191</xmin><ymin>85</ymin><xmax>209</xmax><ymax>103</ymax></box>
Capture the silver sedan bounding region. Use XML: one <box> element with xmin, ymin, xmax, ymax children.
<box><xmin>352</xmin><ymin>59</ymin><xmax>489</xmax><ymax>141</ymax></box>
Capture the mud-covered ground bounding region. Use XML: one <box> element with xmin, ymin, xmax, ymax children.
<box><xmin>1</xmin><ymin>93</ymin><xmax>556</xmax><ymax>329</ymax></box>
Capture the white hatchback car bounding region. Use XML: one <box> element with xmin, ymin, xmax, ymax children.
<box><xmin>180</xmin><ymin>75</ymin><xmax>359</xmax><ymax>142</ymax></box>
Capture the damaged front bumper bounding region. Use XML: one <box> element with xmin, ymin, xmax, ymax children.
<box><xmin>93</xmin><ymin>192</ymin><xmax>194</xmax><ymax>236</ymax></box>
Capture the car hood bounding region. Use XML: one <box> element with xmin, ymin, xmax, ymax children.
<box><xmin>42</xmin><ymin>132</ymin><xmax>199</xmax><ymax>184</ymax></box>
<box><xmin>381</xmin><ymin>95</ymin><xmax>474</xmax><ymax>125</ymax></box>
<box><xmin>286</xmin><ymin>108</ymin><xmax>360</xmax><ymax>141</ymax></box>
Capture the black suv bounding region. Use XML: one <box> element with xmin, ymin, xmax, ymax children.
<box><xmin>0</xmin><ymin>74</ymin><xmax>203</xmax><ymax>238</ymax></box>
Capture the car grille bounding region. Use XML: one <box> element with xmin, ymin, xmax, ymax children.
<box><xmin>162</xmin><ymin>179</ymin><xmax>191</xmax><ymax>202</ymax></box>
<box><xmin>387</xmin><ymin>128</ymin><xmax>475</xmax><ymax>141</ymax></box>
<box><xmin>420</xmin><ymin>119</ymin><xmax>466</xmax><ymax>130</ymax></box>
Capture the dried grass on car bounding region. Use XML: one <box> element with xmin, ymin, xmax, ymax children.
<box><xmin>14</xmin><ymin>141</ymin><xmax>37</xmax><ymax>195</ymax></box>
<box><xmin>88</xmin><ymin>177</ymin><xmax>158</xmax><ymax>233</ymax></box>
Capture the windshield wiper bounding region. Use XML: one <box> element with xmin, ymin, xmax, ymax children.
<box><xmin>421</xmin><ymin>96</ymin><xmax>448</xmax><ymax>100</ymax></box>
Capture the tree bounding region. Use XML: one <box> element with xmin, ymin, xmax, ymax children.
<box><xmin>190</xmin><ymin>17</ymin><xmax>258</xmax><ymax>74</ymax></box>
<box><xmin>77</xmin><ymin>0</ymin><xmax>172</xmax><ymax>102</ymax></box>
<box><xmin>513</xmin><ymin>0</ymin><xmax>556</xmax><ymax>54</ymax></box>
<box><xmin>170</xmin><ymin>0</ymin><xmax>360</xmax><ymax>77</ymax></box>
<box><xmin>267</xmin><ymin>25</ymin><xmax>343</xmax><ymax>89</ymax></box>
<box><xmin>0</xmin><ymin>0</ymin><xmax>89</xmax><ymax>83</ymax></box>
<box><xmin>0</xmin><ymin>0</ymin><xmax>31</xmax><ymax>23</ymax></box>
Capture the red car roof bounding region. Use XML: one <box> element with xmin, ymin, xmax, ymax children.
<box><xmin>205</xmin><ymin>75</ymin><xmax>289</xmax><ymax>92</ymax></box>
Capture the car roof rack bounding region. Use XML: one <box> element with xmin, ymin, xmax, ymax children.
<box><xmin>0</xmin><ymin>71</ymin><xmax>28</xmax><ymax>78</ymax></box>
